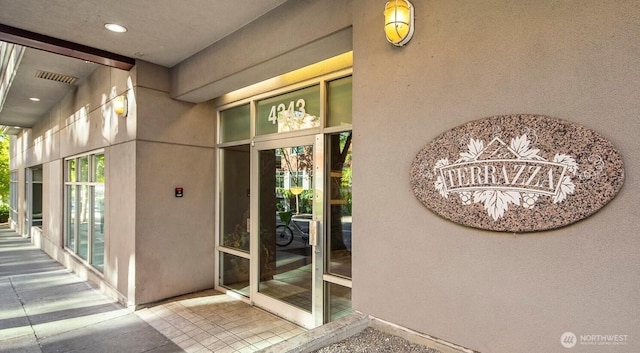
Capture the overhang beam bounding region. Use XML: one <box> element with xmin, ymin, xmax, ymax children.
<box><xmin>0</xmin><ymin>24</ymin><xmax>135</xmax><ymax>71</ymax></box>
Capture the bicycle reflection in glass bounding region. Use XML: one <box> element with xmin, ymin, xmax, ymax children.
<box><xmin>275</xmin><ymin>211</ymin><xmax>310</xmax><ymax>247</ymax></box>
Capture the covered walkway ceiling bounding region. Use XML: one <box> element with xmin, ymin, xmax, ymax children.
<box><xmin>0</xmin><ymin>0</ymin><xmax>287</xmax><ymax>132</ymax></box>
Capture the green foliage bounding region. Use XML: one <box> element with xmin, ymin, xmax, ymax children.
<box><xmin>277</xmin><ymin>187</ymin><xmax>291</xmax><ymax>198</ymax></box>
<box><xmin>0</xmin><ymin>133</ymin><xmax>8</xmax><ymax>204</ymax></box>
<box><xmin>276</xmin><ymin>187</ymin><xmax>313</xmax><ymax>214</ymax></box>
<box><xmin>298</xmin><ymin>190</ymin><xmax>313</xmax><ymax>213</ymax></box>
<box><xmin>0</xmin><ymin>203</ymin><xmax>9</xmax><ymax>215</ymax></box>
<box><xmin>0</xmin><ymin>203</ymin><xmax>9</xmax><ymax>222</ymax></box>
<box><xmin>340</xmin><ymin>164</ymin><xmax>353</xmax><ymax>215</ymax></box>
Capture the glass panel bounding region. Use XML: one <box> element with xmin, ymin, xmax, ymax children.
<box><xmin>32</xmin><ymin>183</ymin><xmax>43</xmax><ymax>227</ymax></box>
<box><xmin>77</xmin><ymin>185</ymin><xmax>90</xmax><ymax>260</ymax></box>
<box><xmin>327</xmin><ymin>132</ymin><xmax>352</xmax><ymax>278</ymax></box>
<box><xmin>220</xmin><ymin>104</ymin><xmax>251</xmax><ymax>143</ymax></box>
<box><xmin>66</xmin><ymin>185</ymin><xmax>76</xmax><ymax>251</ymax></box>
<box><xmin>326</xmin><ymin>282</ymin><xmax>353</xmax><ymax>321</ymax></box>
<box><xmin>68</xmin><ymin>159</ymin><xmax>76</xmax><ymax>182</ymax></box>
<box><xmin>220</xmin><ymin>146</ymin><xmax>250</xmax><ymax>252</ymax></box>
<box><xmin>259</xmin><ymin>144</ymin><xmax>314</xmax><ymax>312</ymax></box>
<box><xmin>32</xmin><ymin>168</ymin><xmax>43</xmax><ymax>182</ymax></box>
<box><xmin>220</xmin><ymin>252</ymin><xmax>250</xmax><ymax>297</ymax></box>
<box><xmin>95</xmin><ymin>154</ymin><xmax>105</xmax><ymax>183</ymax></box>
<box><xmin>10</xmin><ymin>171</ymin><xmax>18</xmax><ymax>221</ymax></box>
<box><xmin>64</xmin><ymin>153</ymin><xmax>105</xmax><ymax>266</ymax></box>
<box><xmin>256</xmin><ymin>85</ymin><xmax>320</xmax><ymax>135</ymax></box>
<box><xmin>327</xmin><ymin>76</ymin><xmax>352</xmax><ymax>127</ymax></box>
<box><xmin>79</xmin><ymin>156</ymin><xmax>89</xmax><ymax>182</ymax></box>
<box><xmin>92</xmin><ymin>184</ymin><xmax>105</xmax><ymax>272</ymax></box>
<box><xmin>23</xmin><ymin>169</ymin><xmax>28</xmax><ymax>231</ymax></box>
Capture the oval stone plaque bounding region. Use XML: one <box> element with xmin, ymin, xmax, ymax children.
<box><xmin>410</xmin><ymin>114</ymin><xmax>625</xmax><ymax>232</ymax></box>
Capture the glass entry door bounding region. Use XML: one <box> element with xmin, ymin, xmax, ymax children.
<box><xmin>252</xmin><ymin>135</ymin><xmax>323</xmax><ymax>328</ymax></box>
<box><xmin>217</xmin><ymin>70</ymin><xmax>353</xmax><ymax>328</ymax></box>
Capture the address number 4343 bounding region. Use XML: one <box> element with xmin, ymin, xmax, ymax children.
<box><xmin>267</xmin><ymin>99</ymin><xmax>306</xmax><ymax>124</ymax></box>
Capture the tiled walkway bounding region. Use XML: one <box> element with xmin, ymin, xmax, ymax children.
<box><xmin>136</xmin><ymin>291</ymin><xmax>306</xmax><ymax>353</ymax></box>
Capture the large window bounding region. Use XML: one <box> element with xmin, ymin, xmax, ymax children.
<box><xmin>65</xmin><ymin>152</ymin><xmax>105</xmax><ymax>272</ymax></box>
<box><xmin>9</xmin><ymin>171</ymin><xmax>18</xmax><ymax>223</ymax></box>
<box><xmin>25</xmin><ymin>167</ymin><xmax>43</xmax><ymax>230</ymax></box>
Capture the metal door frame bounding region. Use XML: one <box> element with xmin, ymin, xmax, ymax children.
<box><xmin>250</xmin><ymin>134</ymin><xmax>324</xmax><ymax>329</ymax></box>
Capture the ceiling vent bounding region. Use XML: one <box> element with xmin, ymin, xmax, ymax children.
<box><xmin>34</xmin><ymin>70</ymin><xmax>78</xmax><ymax>85</ymax></box>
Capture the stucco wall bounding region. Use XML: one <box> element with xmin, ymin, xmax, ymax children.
<box><xmin>133</xmin><ymin>67</ymin><xmax>216</xmax><ymax>304</ymax></box>
<box><xmin>135</xmin><ymin>141</ymin><xmax>215</xmax><ymax>304</ymax></box>
<box><xmin>171</xmin><ymin>0</ymin><xmax>353</xmax><ymax>102</ymax></box>
<box><xmin>41</xmin><ymin>160</ymin><xmax>60</xmax><ymax>245</ymax></box>
<box><xmin>12</xmin><ymin>59</ymin><xmax>216</xmax><ymax>307</ymax></box>
<box><xmin>352</xmin><ymin>1</ymin><xmax>639</xmax><ymax>352</ymax></box>
<box><xmin>107</xmin><ymin>141</ymin><xmax>136</xmax><ymax>304</ymax></box>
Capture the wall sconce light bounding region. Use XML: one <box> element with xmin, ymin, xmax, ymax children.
<box><xmin>113</xmin><ymin>95</ymin><xmax>128</xmax><ymax>118</ymax></box>
<box><xmin>384</xmin><ymin>0</ymin><xmax>415</xmax><ymax>47</ymax></box>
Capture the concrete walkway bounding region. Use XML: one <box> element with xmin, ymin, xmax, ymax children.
<box><xmin>0</xmin><ymin>225</ymin><xmax>183</xmax><ymax>353</ymax></box>
<box><xmin>0</xmin><ymin>225</ymin><xmax>309</xmax><ymax>353</ymax></box>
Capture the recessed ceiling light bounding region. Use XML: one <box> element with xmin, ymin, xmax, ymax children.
<box><xmin>29</xmin><ymin>97</ymin><xmax>40</xmax><ymax>102</ymax></box>
<box><xmin>105</xmin><ymin>23</ymin><xmax>127</xmax><ymax>33</ymax></box>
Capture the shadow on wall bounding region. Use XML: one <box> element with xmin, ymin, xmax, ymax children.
<box><xmin>29</xmin><ymin>74</ymin><xmax>136</xmax><ymax>163</ymax></box>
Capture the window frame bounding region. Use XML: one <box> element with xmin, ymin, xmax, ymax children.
<box><xmin>9</xmin><ymin>170</ymin><xmax>18</xmax><ymax>223</ymax></box>
<box><xmin>64</xmin><ymin>150</ymin><xmax>106</xmax><ymax>272</ymax></box>
<box><xmin>216</xmin><ymin>70</ymin><xmax>354</xmax><ymax>323</ymax></box>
